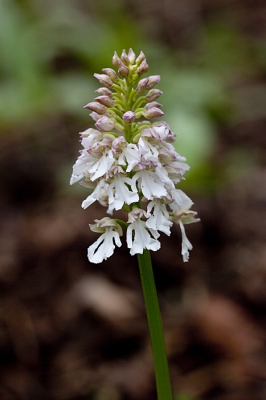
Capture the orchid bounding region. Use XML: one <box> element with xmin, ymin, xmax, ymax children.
<box><xmin>70</xmin><ymin>49</ymin><xmax>199</xmax><ymax>263</ymax></box>
<box><xmin>70</xmin><ymin>49</ymin><xmax>200</xmax><ymax>400</ymax></box>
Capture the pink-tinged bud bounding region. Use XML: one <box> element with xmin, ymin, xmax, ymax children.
<box><xmin>146</xmin><ymin>75</ymin><xmax>161</xmax><ymax>89</ymax></box>
<box><xmin>94</xmin><ymin>96</ymin><xmax>114</xmax><ymax>107</ymax></box>
<box><xmin>95</xmin><ymin>116</ymin><xmax>115</xmax><ymax>131</ymax></box>
<box><xmin>118</xmin><ymin>61</ymin><xmax>129</xmax><ymax>77</ymax></box>
<box><xmin>112</xmin><ymin>51</ymin><xmax>121</xmax><ymax>68</ymax></box>
<box><xmin>122</xmin><ymin>111</ymin><xmax>136</xmax><ymax>124</ymax></box>
<box><xmin>83</xmin><ymin>101</ymin><xmax>106</xmax><ymax>114</ymax></box>
<box><xmin>121</xmin><ymin>49</ymin><xmax>129</xmax><ymax>65</ymax></box>
<box><xmin>137</xmin><ymin>60</ymin><xmax>149</xmax><ymax>75</ymax></box>
<box><xmin>136</xmin><ymin>77</ymin><xmax>149</xmax><ymax>94</ymax></box>
<box><xmin>95</xmin><ymin>87</ymin><xmax>112</xmax><ymax>96</ymax></box>
<box><xmin>145</xmin><ymin>101</ymin><xmax>162</xmax><ymax>110</ymax></box>
<box><xmin>95</xmin><ymin>88</ymin><xmax>112</xmax><ymax>96</ymax></box>
<box><xmin>102</xmin><ymin>68</ymin><xmax>119</xmax><ymax>82</ymax></box>
<box><xmin>143</xmin><ymin>107</ymin><xmax>164</xmax><ymax>119</ymax></box>
<box><xmin>135</xmin><ymin>51</ymin><xmax>146</xmax><ymax>66</ymax></box>
<box><xmin>146</xmin><ymin>89</ymin><xmax>163</xmax><ymax>101</ymax></box>
<box><xmin>94</xmin><ymin>73</ymin><xmax>112</xmax><ymax>88</ymax></box>
<box><xmin>128</xmin><ymin>48</ymin><xmax>136</xmax><ymax>64</ymax></box>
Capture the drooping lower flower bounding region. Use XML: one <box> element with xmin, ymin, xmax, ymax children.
<box><xmin>70</xmin><ymin>49</ymin><xmax>199</xmax><ymax>263</ymax></box>
<box><xmin>87</xmin><ymin>218</ymin><xmax>122</xmax><ymax>263</ymax></box>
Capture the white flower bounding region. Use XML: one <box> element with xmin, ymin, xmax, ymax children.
<box><xmin>82</xmin><ymin>179</ymin><xmax>108</xmax><ymax>209</ymax></box>
<box><xmin>70</xmin><ymin>152</ymin><xmax>91</xmax><ymax>185</ymax></box>
<box><xmin>89</xmin><ymin>149</ymin><xmax>115</xmax><ymax>181</ymax></box>
<box><xmin>118</xmin><ymin>143</ymin><xmax>141</xmax><ymax>172</ymax></box>
<box><xmin>146</xmin><ymin>199</ymin><xmax>172</xmax><ymax>235</ymax></box>
<box><xmin>87</xmin><ymin>218</ymin><xmax>122</xmax><ymax>263</ymax></box>
<box><xmin>169</xmin><ymin>189</ymin><xmax>200</xmax><ymax>262</ymax></box>
<box><xmin>126</xmin><ymin>218</ymin><xmax>160</xmax><ymax>256</ymax></box>
<box><xmin>138</xmin><ymin>137</ymin><xmax>159</xmax><ymax>163</ymax></box>
<box><xmin>70</xmin><ymin>128</ymin><xmax>105</xmax><ymax>185</ymax></box>
<box><xmin>132</xmin><ymin>169</ymin><xmax>168</xmax><ymax>200</ymax></box>
<box><xmin>107</xmin><ymin>174</ymin><xmax>139</xmax><ymax>212</ymax></box>
<box><xmin>112</xmin><ymin>136</ymin><xmax>141</xmax><ymax>172</ymax></box>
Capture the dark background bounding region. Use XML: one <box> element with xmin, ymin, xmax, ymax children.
<box><xmin>1</xmin><ymin>1</ymin><xmax>266</xmax><ymax>399</ymax></box>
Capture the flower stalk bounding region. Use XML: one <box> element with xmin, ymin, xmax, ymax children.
<box><xmin>138</xmin><ymin>250</ymin><xmax>173</xmax><ymax>400</ymax></box>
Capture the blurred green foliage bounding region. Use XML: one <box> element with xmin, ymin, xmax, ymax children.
<box><xmin>1</xmin><ymin>0</ymin><xmax>264</xmax><ymax>193</ymax></box>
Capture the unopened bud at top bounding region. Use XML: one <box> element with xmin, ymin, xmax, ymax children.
<box><xmin>118</xmin><ymin>61</ymin><xmax>129</xmax><ymax>77</ymax></box>
<box><xmin>127</xmin><ymin>48</ymin><xmax>136</xmax><ymax>64</ymax></box>
<box><xmin>121</xmin><ymin>49</ymin><xmax>130</xmax><ymax>66</ymax></box>
<box><xmin>112</xmin><ymin>51</ymin><xmax>120</xmax><ymax>68</ymax></box>
<box><xmin>135</xmin><ymin>51</ymin><xmax>146</xmax><ymax>66</ymax></box>
<box><xmin>94</xmin><ymin>73</ymin><xmax>113</xmax><ymax>88</ymax></box>
<box><xmin>102</xmin><ymin>68</ymin><xmax>119</xmax><ymax>82</ymax></box>
<box><xmin>137</xmin><ymin>60</ymin><xmax>149</xmax><ymax>75</ymax></box>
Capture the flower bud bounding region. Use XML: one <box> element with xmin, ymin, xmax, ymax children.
<box><xmin>136</xmin><ymin>77</ymin><xmax>149</xmax><ymax>94</ymax></box>
<box><xmin>143</xmin><ymin>107</ymin><xmax>164</xmax><ymax>119</ymax></box>
<box><xmin>94</xmin><ymin>73</ymin><xmax>112</xmax><ymax>88</ymax></box>
<box><xmin>83</xmin><ymin>101</ymin><xmax>106</xmax><ymax>114</ymax></box>
<box><xmin>128</xmin><ymin>48</ymin><xmax>136</xmax><ymax>64</ymax></box>
<box><xmin>145</xmin><ymin>101</ymin><xmax>162</xmax><ymax>110</ymax></box>
<box><xmin>146</xmin><ymin>75</ymin><xmax>161</xmax><ymax>89</ymax></box>
<box><xmin>118</xmin><ymin>61</ymin><xmax>129</xmax><ymax>77</ymax></box>
<box><xmin>102</xmin><ymin>68</ymin><xmax>119</xmax><ymax>82</ymax></box>
<box><xmin>121</xmin><ymin>49</ymin><xmax>129</xmax><ymax>65</ymax></box>
<box><xmin>95</xmin><ymin>116</ymin><xmax>115</xmax><ymax>131</ymax></box>
<box><xmin>95</xmin><ymin>87</ymin><xmax>112</xmax><ymax>96</ymax></box>
<box><xmin>112</xmin><ymin>51</ymin><xmax>121</xmax><ymax>68</ymax></box>
<box><xmin>122</xmin><ymin>111</ymin><xmax>136</xmax><ymax>124</ymax></box>
<box><xmin>135</xmin><ymin>51</ymin><xmax>146</xmax><ymax>66</ymax></box>
<box><xmin>137</xmin><ymin>60</ymin><xmax>149</xmax><ymax>75</ymax></box>
<box><xmin>146</xmin><ymin>89</ymin><xmax>163</xmax><ymax>101</ymax></box>
<box><xmin>94</xmin><ymin>96</ymin><xmax>114</xmax><ymax>107</ymax></box>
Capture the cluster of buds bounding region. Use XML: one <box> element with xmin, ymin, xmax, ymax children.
<box><xmin>70</xmin><ymin>49</ymin><xmax>199</xmax><ymax>263</ymax></box>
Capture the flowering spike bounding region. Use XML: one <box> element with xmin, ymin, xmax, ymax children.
<box><xmin>71</xmin><ymin>49</ymin><xmax>199</xmax><ymax>263</ymax></box>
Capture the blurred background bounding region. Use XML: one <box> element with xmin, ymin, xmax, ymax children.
<box><xmin>1</xmin><ymin>0</ymin><xmax>266</xmax><ymax>399</ymax></box>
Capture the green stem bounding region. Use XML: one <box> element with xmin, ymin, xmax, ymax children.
<box><xmin>137</xmin><ymin>250</ymin><xmax>173</xmax><ymax>400</ymax></box>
